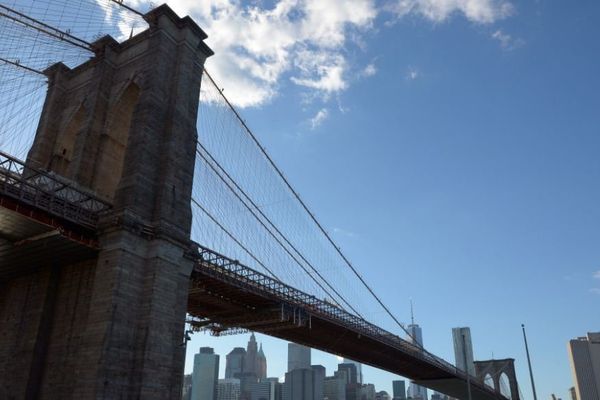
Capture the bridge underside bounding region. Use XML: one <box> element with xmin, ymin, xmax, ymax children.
<box><xmin>0</xmin><ymin>197</ymin><xmax>98</xmax><ymax>280</ymax></box>
<box><xmin>187</xmin><ymin>249</ymin><xmax>507</xmax><ymax>400</ymax></box>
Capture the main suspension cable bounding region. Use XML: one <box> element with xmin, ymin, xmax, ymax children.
<box><xmin>202</xmin><ymin>69</ymin><xmax>417</xmax><ymax>343</ymax></box>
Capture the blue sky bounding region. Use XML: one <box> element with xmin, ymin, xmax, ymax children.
<box><xmin>181</xmin><ymin>0</ymin><xmax>600</xmax><ymax>398</ymax></box>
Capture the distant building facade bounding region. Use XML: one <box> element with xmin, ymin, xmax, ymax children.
<box><xmin>218</xmin><ymin>379</ymin><xmax>242</xmax><ymax>400</ymax></box>
<box><xmin>192</xmin><ymin>347</ymin><xmax>220</xmax><ymax>400</ymax></box>
<box><xmin>406</xmin><ymin>323</ymin><xmax>427</xmax><ymax>400</ymax></box>
<box><xmin>245</xmin><ymin>334</ymin><xmax>267</xmax><ymax>380</ymax></box>
<box><xmin>288</xmin><ymin>343</ymin><xmax>311</xmax><ymax>372</ymax></box>
<box><xmin>283</xmin><ymin>365</ymin><xmax>325</xmax><ymax>400</ymax></box>
<box><xmin>343</xmin><ymin>358</ymin><xmax>363</xmax><ymax>384</ymax></box>
<box><xmin>227</xmin><ymin>348</ymin><xmax>247</xmax><ymax>379</ymax></box>
<box><xmin>452</xmin><ymin>327</ymin><xmax>476</xmax><ymax>376</ymax></box>
<box><xmin>324</xmin><ymin>373</ymin><xmax>347</xmax><ymax>400</ymax></box>
<box><xmin>337</xmin><ymin>363</ymin><xmax>359</xmax><ymax>386</ymax></box>
<box><xmin>247</xmin><ymin>381</ymin><xmax>272</xmax><ymax>400</ymax></box>
<box><xmin>392</xmin><ymin>380</ymin><xmax>406</xmax><ymax>400</ymax></box>
<box><xmin>568</xmin><ymin>332</ymin><xmax>600</xmax><ymax>400</ymax></box>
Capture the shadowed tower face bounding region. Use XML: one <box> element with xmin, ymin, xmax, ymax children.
<box><xmin>0</xmin><ymin>5</ymin><xmax>212</xmax><ymax>399</ymax></box>
<box><xmin>474</xmin><ymin>359</ymin><xmax>520</xmax><ymax>400</ymax></box>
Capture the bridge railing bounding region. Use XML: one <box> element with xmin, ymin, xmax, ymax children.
<box><xmin>194</xmin><ymin>245</ymin><xmax>502</xmax><ymax>398</ymax></box>
<box><xmin>0</xmin><ymin>151</ymin><xmax>111</xmax><ymax>228</ymax></box>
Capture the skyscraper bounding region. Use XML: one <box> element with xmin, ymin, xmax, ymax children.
<box><xmin>567</xmin><ymin>332</ymin><xmax>600</xmax><ymax>400</ymax></box>
<box><xmin>406</xmin><ymin>303</ymin><xmax>427</xmax><ymax>400</ymax></box>
<box><xmin>337</xmin><ymin>363</ymin><xmax>358</xmax><ymax>385</ymax></box>
<box><xmin>452</xmin><ymin>327</ymin><xmax>475</xmax><ymax>376</ymax></box>
<box><xmin>283</xmin><ymin>368</ymin><xmax>313</xmax><ymax>400</ymax></box>
<box><xmin>343</xmin><ymin>358</ymin><xmax>363</xmax><ymax>384</ymax></box>
<box><xmin>392</xmin><ymin>380</ymin><xmax>406</xmax><ymax>400</ymax></box>
<box><xmin>245</xmin><ymin>334</ymin><xmax>260</xmax><ymax>378</ymax></box>
<box><xmin>288</xmin><ymin>342</ymin><xmax>311</xmax><ymax>372</ymax></box>
<box><xmin>325</xmin><ymin>372</ymin><xmax>347</xmax><ymax>400</ymax></box>
<box><xmin>226</xmin><ymin>347</ymin><xmax>247</xmax><ymax>379</ymax></box>
<box><xmin>257</xmin><ymin>344</ymin><xmax>267</xmax><ymax>380</ymax></box>
<box><xmin>192</xmin><ymin>347</ymin><xmax>220</xmax><ymax>400</ymax></box>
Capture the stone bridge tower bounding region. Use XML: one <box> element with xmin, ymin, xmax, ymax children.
<box><xmin>474</xmin><ymin>359</ymin><xmax>520</xmax><ymax>400</ymax></box>
<box><xmin>0</xmin><ymin>5</ymin><xmax>212</xmax><ymax>399</ymax></box>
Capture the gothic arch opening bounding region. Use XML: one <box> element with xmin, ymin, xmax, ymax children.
<box><xmin>52</xmin><ymin>105</ymin><xmax>86</xmax><ymax>176</ymax></box>
<box><xmin>484</xmin><ymin>373</ymin><xmax>495</xmax><ymax>390</ymax></box>
<box><xmin>499</xmin><ymin>372</ymin><xmax>511</xmax><ymax>399</ymax></box>
<box><xmin>94</xmin><ymin>82</ymin><xmax>140</xmax><ymax>200</ymax></box>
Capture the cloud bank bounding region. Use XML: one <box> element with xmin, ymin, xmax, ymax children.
<box><xmin>119</xmin><ymin>0</ymin><xmax>514</xmax><ymax>108</ymax></box>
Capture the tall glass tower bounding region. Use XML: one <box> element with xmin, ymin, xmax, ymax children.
<box><xmin>191</xmin><ymin>347</ymin><xmax>220</xmax><ymax>400</ymax></box>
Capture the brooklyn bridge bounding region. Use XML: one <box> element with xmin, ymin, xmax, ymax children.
<box><xmin>0</xmin><ymin>0</ymin><xmax>519</xmax><ymax>398</ymax></box>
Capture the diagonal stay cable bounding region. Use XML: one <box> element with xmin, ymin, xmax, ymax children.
<box><xmin>202</xmin><ymin>69</ymin><xmax>418</xmax><ymax>344</ymax></box>
<box><xmin>195</xmin><ymin>145</ymin><xmax>364</xmax><ymax>318</ymax></box>
<box><xmin>191</xmin><ymin>196</ymin><xmax>281</xmax><ymax>281</ymax></box>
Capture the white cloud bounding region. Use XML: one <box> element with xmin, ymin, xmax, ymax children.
<box><xmin>387</xmin><ymin>0</ymin><xmax>514</xmax><ymax>24</ymax></box>
<box><xmin>125</xmin><ymin>0</ymin><xmax>377</xmax><ymax>108</ymax></box>
<box><xmin>590</xmin><ymin>288</ymin><xmax>600</xmax><ymax>295</ymax></box>
<box><xmin>361</xmin><ymin>63</ymin><xmax>378</xmax><ymax>77</ymax></box>
<box><xmin>406</xmin><ymin>66</ymin><xmax>420</xmax><ymax>80</ymax></box>
<box><xmin>107</xmin><ymin>0</ymin><xmax>516</xmax><ymax>109</ymax></box>
<box><xmin>491</xmin><ymin>29</ymin><xmax>525</xmax><ymax>50</ymax></box>
<box><xmin>309</xmin><ymin>108</ymin><xmax>329</xmax><ymax>129</ymax></box>
<box><xmin>593</xmin><ymin>270</ymin><xmax>600</xmax><ymax>279</ymax></box>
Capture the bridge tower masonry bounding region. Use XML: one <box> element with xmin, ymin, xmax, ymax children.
<box><xmin>474</xmin><ymin>359</ymin><xmax>520</xmax><ymax>400</ymax></box>
<box><xmin>0</xmin><ymin>5</ymin><xmax>212</xmax><ymax>399</ymax></box>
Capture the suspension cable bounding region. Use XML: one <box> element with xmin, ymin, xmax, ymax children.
<box><xmin>202</xmin><ymin>69</ymin><xmax>416</xmax><ymax>342</ymax></box>
<box><xmin>191</xmin><ymin>197</ymin><xmax>280</xmax><ymax>281</ymax></box>
<box><xmin>196</xmin><ymin>145</ymin><xmax>364</xmax><ymax>318</ymax></box>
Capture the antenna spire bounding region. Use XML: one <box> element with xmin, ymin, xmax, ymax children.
<box><xmin>410</xmin><ymin>299</ymin><xmax>415</xmax><ymax>325</ymax></box>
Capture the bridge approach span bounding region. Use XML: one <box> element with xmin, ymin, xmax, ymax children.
<box><xmin>188</xmin><ymin>245</ymin><xmax>508</xmax><ymax>400</ymax></box>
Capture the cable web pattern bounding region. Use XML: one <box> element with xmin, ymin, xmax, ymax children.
<box><xmin>0</xmin><ymin>0</ymin><xmax>145</xmax><ymax>158</ymax></box>
<box><xmin>0</xmin><ymin>0</ymin><xmax>411</xmax><ymax>340</ymax></box>
<box><xmin>192</xmin><ymin>71</ymin><xmax>403</xmax><ymax>329</ymax></box>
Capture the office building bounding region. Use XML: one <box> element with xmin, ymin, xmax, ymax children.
<box><xmin>227</xmin><ymin>347</ymin><xmax>247</xmax><ymax>379</ymax></box>
<box><xmin>324</xmin><ymin>373</ymin><xmax>347</xmax><ymax>400</ymax></box>
<box><xmin>338</xmin><ymin>363</ymin><xmax>359</xmax><ymax>385</ymax></box>
<box><xmin>266</xmin><ymin>378</ymin><xmax>283</xmax><ymax>400</ymax></box>
<box><xmin>359</xmin><ymin>385</ymin><xmax>375</xmax><ymax>400</ymax></box>
<box><xmin>191</xmin><ymin>347</ymin><xmax>220</xmax><ymax>400</ymax></box>
<box><xmin>312</xmin><ymin>365</ymin><xmax>326</xmax><ymax>400</ymax></box>
<box><xmin>245</xmin><ymin>334</ymin><xmax>267</xmax><ymax>380</ymax></box>
<box><xmin>452</xmin><ymin>327</ymin><xmax>476</xmax><ymax>376</ymax></box>
<box><xmin>288</xmin><ymin>343</ymin><xmax>311</xmax><ymax>371</ymax></box>
<box><xmin>218</xmin><ymin>379</ymin><xmax>242</xmax><ymax>400</ymax></box>
<box><xmin>343</xmin><ymin>358</ymin><xmax>364</xmax><ymax>384</ymax></box>
<box><xmin>247</xmin><ymin>381</ymin><xmax>272</xmax><ymax>400</ymax></box>
<box><xmin>257</xmin><ymin>344</ymin><xmax>267</xmax><ymax>380</ymax></box>
<box><xmin>568</xmin><ymin>332</ymin><xmax>600</xmax><ymax>400</ymax></box>
<box><xmin>392</xmin><ymin>380</ymin><xmax>406</xmax><ymax>400</ymax></box>
<box><xmin>283</xmin><ymin>365</ymin><xmax>325</xmax><ymax>400</ymax></box>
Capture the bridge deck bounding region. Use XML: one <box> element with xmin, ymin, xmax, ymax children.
<box><xmin>0</xmin><ymin>152</ymin><xmax>108</xmax><ymax>280</ymax></box>
<box><xmin>188</xmin><ymin>246</ymin><xmax>508</xmax><ymax>400</ymax></box>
